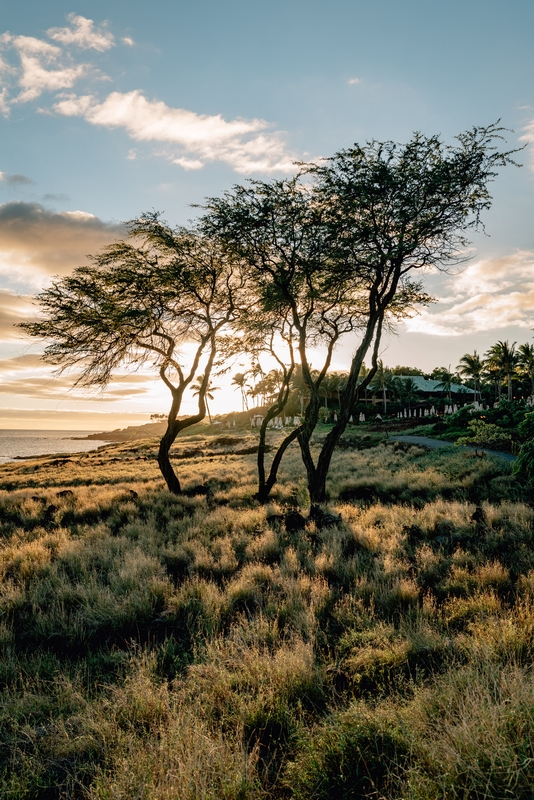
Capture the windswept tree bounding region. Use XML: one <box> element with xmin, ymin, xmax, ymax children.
<box><xmin>204</xmin><ymin>123</ymin><xmax>516</xmax><ymax>504</ymax></box>
<box><xmin>203</xmin><ymin>176</ymin><xmax>369</xmax><ymax>502</ymax></box>
<box><xmin>21</xmin><ymin>213</ymin><xmax>242</xmax><ymax>494</ymax></box>
<box><xmin>299</xmin><ymin>122</ymin><xmax>518</xmax><ymax>502</ymax></box>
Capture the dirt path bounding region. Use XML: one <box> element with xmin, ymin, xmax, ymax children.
<box><xmin>389</xmin><ymin>434</ymin><xmax>516</xmax><ymax>462</ymax></box>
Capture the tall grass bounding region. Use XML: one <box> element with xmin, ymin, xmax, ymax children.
<box><xmin>1</xmin><ymin>432</ymin><xmax>533</xmax><ymax>798</ymax></box>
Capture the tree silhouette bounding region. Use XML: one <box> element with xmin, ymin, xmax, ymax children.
<box><xmin>231</xmin><ymin>372</ymin><xmax>249</xmax><ymax>411</ymax></box>
<box><xmin>458</xmin><ymin>351</ymin><xmax>484</xmax><ymax>403</ymax></box>
<box><xmin>517</xmin><ymin>343</ymin><xmax>534</xmax><ymax>396</ymax></box>
<box><xmin>21</xmin><ymin>213</ymin><xmax>241</xmax><ymax>494</ymax></box>
<box><xmin>435</xmin><ymin>369</ymin><xmax>455</xmax><ymax>402</ymax></box>
<box><xmin>191</xmin><ymin>374</ymin><xmax>219</xmax><ymax>424</ymax></box>
<box><xmin>485</xmin><ymin>340</ymin><xmax>518</xmax><ymax>402</ymax></box>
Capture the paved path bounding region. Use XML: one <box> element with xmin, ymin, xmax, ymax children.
<box><xmin>389</xmin><ymin>434</ymin><xmax>516</xmax><ymax>462</ymax></box>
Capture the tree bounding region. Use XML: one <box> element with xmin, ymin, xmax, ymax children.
<box><xmin>485</xmin><ymin>340</ymin><xmax>518</xmax><ymax>402</ymax></box>
<box><xmin>394</xmin><ymin>376</ymin><xmax>420</xmax><ymax>409</ymax></box>
<box><xmin>517</xmin><ymin>343</ymin><xmax>534</xmax><ymax>396</ymax></box>
<box><xmin>300</xmin><ymin>122</ymin><xmax>518</xmax><ymax>502</ymax></box>
<box><xmin>191</xmin><ymin>374</ymin><xmax>219</xmax><ymax>424</ymax></box>
<box><xmin>204</xmin><ymin>124</ymin><xmax>516</xmax><ymax>505</ymax></box>
<box><xmin>231</xmin><ymin>372</ymin><xmax>249</xmax><ymax>411</ymax></box>
<box><xmin>434</xmin><ymin>368</ymin><xmax>455</xmax><ymax>402</ymax></box>
<box><xmin>458</xmin><ymin>351</ymin><xmax>484</xmax><ymax>402</ymax></box>
<box><xmin>370</xmin><ymin>360</ymin><xmax>393</xmax><ymax>413</ymax></box>
<box><xmin>21</xmin><ymin>213</ymin><xmax>241</xmax><ymax>494</ymax></box>
<box><xmin>202</xmin><ymin>176</ymin><xmax>369</xmax><ymax>503</ymax></box>
<box><xmin>456</xmin><ymin>419</ymin><xmax>511</xmax><ymax>456</ymax></box>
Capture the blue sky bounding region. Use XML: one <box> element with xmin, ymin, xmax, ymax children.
<box><xmin>0</xmin><ymin>1</ymin><xmax>533</xmax><ymax>427</ymax></box>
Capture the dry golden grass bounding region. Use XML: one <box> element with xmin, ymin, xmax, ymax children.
<box><xmin>1</xmin><ymin>432</ymin><xmax>533</xmax><ymax>798</ymax></box>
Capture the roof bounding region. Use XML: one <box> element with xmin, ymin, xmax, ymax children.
<box><xmin>395</xmin><ymin>376</ymin><xmax>475</xmax><ymax>395</ymax></box>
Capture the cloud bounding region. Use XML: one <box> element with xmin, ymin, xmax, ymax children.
<box><xmin>405</xmin><ymin>251</ymin><xmax>534</xmax><ymax>336</ymax></box>
<box><xmin>0</xmin><ymin>171</ymin><xmax>34</xmax><ymax>186</ymax></box>
<box><xmin>53</xmin><ymin>90</ymin><xmax>296</xmax><ymax>173</ymax></box>
<box><xmin>42</xmin><ymin>193</ymin><xmax>70</xmax><ymax>203</ymax></box>
<box><xmin>0</xmin><ymin>375</ymin><xmax>148</xmax><ymax>400</ymax></box>
<box><xmin>348</xmin><ymin>77</ymin><xmax>361</xmax><ymax>85</ymax></box>
<box><xmin>4</xmin><ymin>34</ymin><xmax>87</xmax><ymax>103</ymax></box>
<box><xmin>0</xmin><ymin>407</ymin><xmax>150</xmax><ymax>430</ymax></box>
<box><xmin>0</xmin><ymin>16</ymin><xmax>296</xmax><ymax>173</ymax></box>
<box><xmin>0</xmin><ymin>15</ymin><xmax>115</xmax><ymax>106</ymax></box>
<box><xmin>0</xmin><ymin>353</ymin><xmax>157</xmax><ymax>401</ymax></box>
<box><xmin>47</xmin><ymin>14</ymin><xmax>115</xmax><ymax>52</ymax></box>
<box><xmin>0</xmin><ymin>201</ymin><xmax>125</xmax><ymax>288</ymax></box>
<box><xmin>0</xmin><ymin>288</ymin><xmax>35</xmax><ymax>339</ymax></box>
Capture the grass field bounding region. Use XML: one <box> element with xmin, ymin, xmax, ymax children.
<box><xmin>1</xmin><ymin>430</ymin><xmax>533</xmax><ymax>799</ymax></box>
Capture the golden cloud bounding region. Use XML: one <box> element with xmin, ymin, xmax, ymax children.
<box><xmin>0</xmin><ymin>202</ymin><xmax>125</xmax><ymax>287</ymax></box>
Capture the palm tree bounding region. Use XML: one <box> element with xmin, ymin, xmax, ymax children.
<box><xmin>517</xmin><ymin>343</ymin><xmax>534</xmax><ymax>396</ymax></box>
<box><xmin>319</xmin><ymin>373</ymin><xmax>341</xmax><ymax>412</ymax></box>
<box><xmin>191</xmin><ymin>374</ymin><xmax>219</xmax><ymax>424</ymax></box>
<box><xmin>434</xmin><ymin>368</ymin><xmax>455</xmax><ymax>402</ymax></box>
<box><xmin>457</xmin><ymin>351</ymin><xmax>484</xmax><ymax>403</ymax></box>
<box><xmin>231</xmin><ymin>372</ymin><xmax>249</xmax><ymax>412</ymax></box>
<box><xmin>400</xmin><ymin>377</ymin><xmax>420</xmax><ymax>410</ymax></box>
<box><xmin>370</xmin><ymin>360</ymin><xmax>393</xmax><ymax>413</ymax></box>
<box><xmin>483</xmin><ymin>360</ymin><xmax>503</xmax><ymax>401</ymax></box>
<box><xmin>485</xmin><ymin>341</ymin><xmax>517</xmax><ymax>402</ymax></box>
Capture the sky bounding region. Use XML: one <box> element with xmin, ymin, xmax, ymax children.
<box><xmin>0</xmin><ymin>0</ymin><xmax>533</xmax><ymax>429</ymax></box>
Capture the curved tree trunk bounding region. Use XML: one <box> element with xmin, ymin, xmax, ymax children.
<box><xmin>256</xmin><ymin>366</ymin><xmax>296</xmax><ymax>502</ymax></box>
<box><xmin>158</xmin><ymin>421</ymin><xmax>182</xmax><ymax>493</ymax></box>
<box><xmin>308</xmin><ymin>312</ymin><xmax>384</xmax><ymax>504</ymax></box>
<box><xmin>157</xmin><ymin>337</ymin><xmax>217</xmax><ymax>494</ymax></box>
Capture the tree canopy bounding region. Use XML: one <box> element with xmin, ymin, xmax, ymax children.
<box><xmin>21</xmin><ymin>213</ymin><xmax>242</xmax><ymax>493</ymax></box>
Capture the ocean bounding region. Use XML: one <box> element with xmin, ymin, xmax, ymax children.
<box><xmin>0</xmin><ymin>430</ymin><xmax>113</xmax><ymax>463</ymax></box>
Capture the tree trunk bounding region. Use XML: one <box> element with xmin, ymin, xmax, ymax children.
<box><xmin>308</xmin><ymin>312</ymin><xmax>384</xmax><ymax>504</ymax></box>
<box><xmin>156</xmin><ymin>337</ymin><xmax>216</xmax><ymax>493</ymax></box>
<box><xmin>158</xmin><ymin>423</ymin><xmax>182</xmax><ymax>493</ymax></box>
<box><xmin>256</xmin><ymin>366</ymin><xmax>296</xmax><ymax>503</ymax></box>
<box><xmin>257</xmin><ymin>427</ymin><xmax>302</xmax><ymax>503</ymax></box>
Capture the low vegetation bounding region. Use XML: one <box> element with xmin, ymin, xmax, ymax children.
<box><xmin>1</xmin><ymin>430</ymin><xmax>533</xmax><ymax>798</ymax></box>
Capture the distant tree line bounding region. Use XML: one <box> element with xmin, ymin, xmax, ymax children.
<box><xmin>21</xmin><ymin>123</ymin><xmax>518</xmax><ymax>508</ymax></box>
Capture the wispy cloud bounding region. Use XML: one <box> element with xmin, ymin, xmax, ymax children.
<box><xmin>405</xmin><ymin>251</ymin><xmax>534</xmax><ymax>336</ymax></box>
<box><xmin>47</xmin><ymin>14</ymin><xmax>115</xmax><ymax>52</ymax></box>
<box><xmin>0</xmin><ymin>31</ymin><xmax>88</xmax><ymax>104</ymax></box>
<box><xmin>0</xmin><ymin>14</ymin><xmax>114</xmax><ymax>108</ymax></box>
<box><xmin>0</xmin><ymin>171</ymin><xmax>34</xmax><ymax>187</ymax></box>
<box><xmin>0</xmin><ymin>14</ymin><xmax>296</xmax><ymax>173</ymax></box>
<box><xmin>348</xmin><ymin>77</ymin><xmax>361</xmax><ymax>85</ymax></box>
<box><xmin>0</xmin><ymin>288</ymin><xmax>35</xmax><ymax>340</ymax></box>
<box><xmin>53</xmin><ymin>90</ymin><xmax>295</xmax><ymax>173</ymax></box>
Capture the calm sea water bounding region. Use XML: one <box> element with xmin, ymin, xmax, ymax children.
<box><xmin>0</xmin><ymin>430</ymin><xmax>112</xmax><ymax>463</ymax></box>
